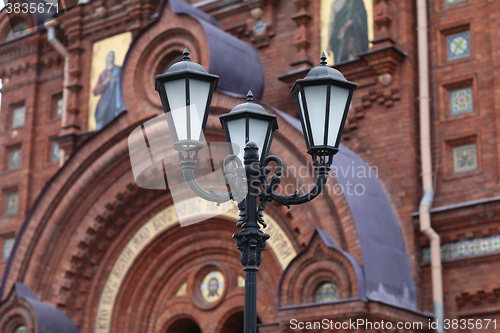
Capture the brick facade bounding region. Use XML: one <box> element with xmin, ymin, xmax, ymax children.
<box><xmin>0</xmin><ymin>0</ymin><xmax>498</xmax><ymax>332</ymax></box>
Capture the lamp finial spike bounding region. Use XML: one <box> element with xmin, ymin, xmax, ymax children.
<box><xmin>320</xmin><ymin>52</ymin><xmax>327</xmax><ymax>66</ymax></box>
<box><xmin>246</xmin><ymin>90</ymin><xmax>254</xmax><ymax>102</ymax></box>
<box><xmin>182</xmin><ymin>48</ymin><xmax>190</xmax><ymax>61</ymax></box>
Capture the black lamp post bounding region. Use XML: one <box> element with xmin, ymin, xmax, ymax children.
<box><xmin>156</xmin><ymin>49</ymin><xmax>357</xmax><ymax>333</ymax></box>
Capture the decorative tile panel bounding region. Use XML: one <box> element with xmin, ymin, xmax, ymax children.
<box><xmin>314</xmin><ymin>282</ymin><xmax>339</xmax><ymax>303</ymax></box>
<box><xmin>12</xmin><ymin>106</ymin><xmax>25</xmax><ymax>128</ymax></box>
<box><xmin>252</xmin><ymin>20</ymin><xmax>267</xmax><ymax>35</ymax></box>
<box><xmin>447</xmin><ymin>31</ymin><xmax>471</xmax><ymax>60</ymax></box>
<box><xmin>450</xmin><ymin>87</ymin><xmax>473</xmax><ymax>114</ymax></box>
<box><xmin>422</xmin><ymin>235</ymin><xmax>500</xmax><ymax>262</ymax></box>
<box><xmin>445</xmin><ymin>0</ymin><xmax>467</xmax><ymax>5</ymax></box>
<box><xmin>8</xmin><ymin>148</ymin><xmax>22</xmax><ymax>170</ymax></box>
<box><xmin>3</xmin><ymin>238</ymin><xmax>15</xmax><ymax>259</ymax></box>
<box><xmin>6</xmin><ymin>192</ymin><xmax>18</xmax><ymax>213</ymax></box>
<box><xmin>52</xmin><ymin>142</ymin><xmax>61</xmax><ymax>162</ymax></box>
<box><xmin>453</xmin><ymin>144</ymin><xmax>477</xmax><ymax>173</ymax></box>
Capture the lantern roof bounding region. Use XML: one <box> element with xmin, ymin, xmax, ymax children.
<box><xmin>165</xmin><ymin>48</ymin><xmax>210</xmax><ymax>76</ymax></box>
<box><xmin>292</xmin><ymin>53</ymin><xmax>358</xmax><ymax>90</ymax></box>
<box><xmin>226</xmin><ymin>91</ymin><xmax>270</xmax><ymax>116</ymax></box>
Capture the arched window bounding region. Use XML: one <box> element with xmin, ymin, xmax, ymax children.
<box><xmin>314</xmin><ymin>282</ymin><xmax>339</xmax><ymax>303</ymax></box>
<box><xmin>13</xmin><ymin>326</ymin><xmax>28</xmax><ymax>333</ymax></box>
<box><xmin>6</xmin><ymin>21</ymin><xmax>31</xmax><ymax>41</ymax></box>
<box><xmin>163</xmin><ymin>53</ymin><xmax>184</xmax><ymax>73</ymax></box>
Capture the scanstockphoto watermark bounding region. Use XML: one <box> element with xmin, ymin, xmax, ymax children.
<box><xmin>268</xmin><ymin>162</ymin><xmax>379</xmax><ymax>197</ymax></box>
<box><xmin>289</xmin><ymin>318</ymin><xmax>424</xmax><ymax>331</ymax></box>
<box><xmin>128</xmin><ymin>111</ymin><xmax>379</xmax><ymax>227</ymax></box>
<box><xmin>289</xmin><ymin>318</ymin><xmax>498</xmax><ymax>331</ymax></box>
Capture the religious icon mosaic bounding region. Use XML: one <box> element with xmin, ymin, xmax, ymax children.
<box><xmin>321</xmin><ymin>0</ymin><xmax>373</xmax><ymax>65</ymax></box>
<box><xmin>88</xmin><ymin>32</ymin><xmax>132</xmax><ymax>131</ymax></box>
<box><xmin>200</xmin><ymin>270</ymin><xmax>225</xmax><ymax>303</ymax></box>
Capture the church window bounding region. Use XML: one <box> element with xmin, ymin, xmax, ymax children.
<box><xmin>6</xmin><ymin>22</ymin><xmax>31</xmax><ymax>41</ymax></box>
<box><xmin>6</xmin><ymin>192</ymin><xmax>19</xmax><ymax>213</ymax></box>
<box><xmin>445</xmin><ymin>0</ymin><xmax>467</xmax><ymax>5</ymax></box>
<box><xmin>3</xmin><ymin>237</ymin><xmax>15</xmax><ymax>259</ymax></box>
<box><xmin>51</xmin><ymin>142</ymin><xmax>61</xmax><ymax>162</ymax></box>
<box><xmin>8</xmin><ymin>147</ymin><xmax>22</xmax><ymax>170</ymax></box>
<box><xmin>13</xmin><ymin>326</ymin><xmax>27</xmax><ymax>333</ymax></box>
<box><xmin>12</xmin><ymin>106</ymin><xmax>25</xmax><ymax>128</ymax></box>
<box><xmin>314</xmin><ymin>282</ymin><xmax>339</xmax><ymax>303</ymax></box>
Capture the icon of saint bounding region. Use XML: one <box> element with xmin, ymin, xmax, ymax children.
<box><xmin>207</xmin><ymin>277</ymin><xmax>219</xmax><ymax>297</ymax></box>
<box><xmin>93</xmin><ymin>51</ymin><xmax>126</xmax><ymax>130</ymax></box>
<box><xmin>328</xmin><ymin>0</ymin><xmax>369</xmax><ymax>63</ymax></box>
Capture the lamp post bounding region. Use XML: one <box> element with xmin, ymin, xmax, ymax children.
<box><xmin>156</xmin><ymin>49</ymin><xmax>357</xmax><ymax>333</ymax></box>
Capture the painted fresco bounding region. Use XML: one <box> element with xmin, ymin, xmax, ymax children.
<box><xmin>321</xmin><ymin>0</ymin><xmax>373</xmax><ymax>64</ymax></box>
<box><xmin>88</xmin><ymin>32</ymin><xmax>132</xmax><ymax>131</ymax></box>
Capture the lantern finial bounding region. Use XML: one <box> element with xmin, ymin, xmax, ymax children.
<box><xmin>182</xmin><ymin>48</ymin><xmax>190</xmax><ymax>61</ymax></box>
<box><xmin>320</xmin><ymin>52</ymin><xmax>327</xmax><ymax>66</ymax></box>
<box><xmin>246</xmin><ymin>90</ymin><xmax>254</xmax><ymax>102</ymax></box>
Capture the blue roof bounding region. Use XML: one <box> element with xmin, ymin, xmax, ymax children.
<box><xmin>11</xmin><ymin>283</ymin><xmax>80</xmax><ymax>333</ymax></box>
<box><xmin>169</xmin><ymin>0</ymin><xmax>264</xmax><ymax>99</ymax></box>
<box><xmin>276</xmin><ymin>109</ymin><xmax>417</xmax><ymax>311</ymax></box>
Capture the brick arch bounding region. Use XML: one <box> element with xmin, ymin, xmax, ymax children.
<box><xmin>121</xmin><ymin>3</ymin><xmax>211</xmax><ymax>125</ymax></box>
<box><xmin>279</xmin><ymin>229</ymin><xmax>366</xmax><ymax>308</ymax></box>
<box><xmin>1</xmin><ymin>33</ymin><xmax>362</xmax><ymax>333</ymax></box>
<box><xmin>1</xmin><ymin>99</ymin><xmax>361</xmax><ymax>323</ymax></box>
<box><xmin>0</xmin><ymin>294</ymin><xmax>35</xmax><ymax>333</ymax></box>
<box><xmin>0</xmin><ymin>5</ymin><xmax>36</xmax><ymax>41</ymax></box>
<box><xmin>86</xmin><ymin>208</ymin><xmax>286</xmax><ymax>333</ymax></box>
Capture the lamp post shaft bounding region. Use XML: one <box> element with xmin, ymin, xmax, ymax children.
<box><xmin>243</xmin><ymin>267</ymin><xmax>258</xmax><ymax>333</ymax></box>
<box><xmin>233</xmin><ymin>143</ymin><xmax>270</xmax><ymax>333</ymax></box>
<box><xmin>157</xmin><ymin>51</ymin><xmax>355</xmax><ymax>333</ymax></box>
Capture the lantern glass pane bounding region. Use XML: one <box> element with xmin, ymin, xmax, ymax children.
<box><xmin>164</xmin><ymin>79</ymin><xmax>188</xmax><ymax>141</ymax></box>
<box><xmin>164</xmin><ymin>79</ymin><xmax>186</xmax><ymax>112</ymax></box>
<box><xmin>297</xmin><ymin>92</ymin><xmax>310</xmax><ymax>148</ymax></box>
<box><xmin>304</xmin><ymin>85</ymin><xmax>327</xmax><ymax>147</ymax></box>
<box><xmin>164</xmin><ymin>79</ymin><xmax>187</xmax><ymax>140</ymax></box>
<box><xmin>248</xmin><ymin>117</ymin><xmax>270</xmax><ymax>160</ymax></box>
<box><xmin>327</xmin><ymin>86</ymin><xmax>350</xmax><ymax>147</ymax></box>
<box><xmin>189</xmin><ymin>79</ymin><xmax>211</xmax><ymax>141</ymax></box>
<box><xmin>226</xmin><ymin>118</ymin><xmax>246</xmax><ymax>160</ymax></box>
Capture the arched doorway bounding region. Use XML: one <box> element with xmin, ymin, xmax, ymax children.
<box><xmin>219</xmin><ymin>311</ymin><xmax>243</xmax><ymax>333</ymax></box>
<box><xmin>219</xmin><ymin>312</ymin><xmax>263</xmax><ymax>333</ymax></box>
<box><xmin>165</xmin><ymin>318</ymin><xmax>201</xmax><ymax>333</ymax></box>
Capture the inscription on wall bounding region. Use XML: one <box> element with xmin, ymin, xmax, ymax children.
<box><xmin>94</xmin><ymin>198</ymin><xmax>297</xmax><ymax>333</ymax></box>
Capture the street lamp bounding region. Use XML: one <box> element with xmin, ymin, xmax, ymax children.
<box><xmin>156</xmin><ymin>49</ymin><xmax>357</xmax><ymax>333</ymax></box>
